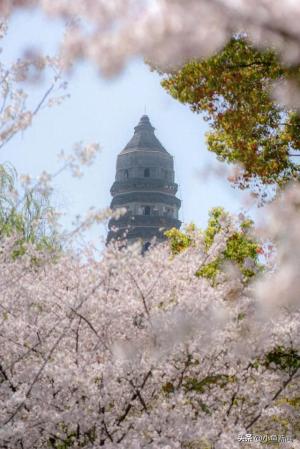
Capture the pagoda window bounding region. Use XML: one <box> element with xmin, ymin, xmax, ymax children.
<box><xmin>163</xmin><ymin>207</ymin><xmax>173</xmax><ymax>217</ymax></box>
<box><xmin>144</xmin><ymin>168</ymin><xmax>150</xmax><ymax>177</ymax></box>
<box><xmin>143</xmin><ymin>205</ymin><xmax>151</xmax><ymax>216</ymax></box>
<box><xmin>124</xmin><ymin>169</ymin><xmax>129</xmax><ymax>179</ymax></box>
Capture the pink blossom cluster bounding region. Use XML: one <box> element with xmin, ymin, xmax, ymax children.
<box><xmin>0</xmin><ymin>191</ymin><xmax>299</xmax><ymax>448</ymax></box>
<box><xmin>3</xmin><ymin>1</ymin><xmax>300</xmax><ymax>114</ymax></box>
<box><xmin>3</xmin><ymin>1</ymin><xmax>300</xmax><ymax>77</ymax></box>
<box><xmin>0</xmin><ymin>52</ymin><xmax>68</xmax><ymax>151</ymax></box>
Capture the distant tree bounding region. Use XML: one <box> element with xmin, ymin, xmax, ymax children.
<box><xmin>0</xmin><ymin>163</ymin><xmax>60</xmax><ymax>258</ymax></box>
<box><xmin>159</xmin><ymin>37</ymin><xmax>300</xmax><ymax>194</ymax></box>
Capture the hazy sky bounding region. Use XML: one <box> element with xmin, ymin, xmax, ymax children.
<box><xmin>2</xmin><ymin>10</ymin><xmax>253</xmax><ymax>247</ymax></box>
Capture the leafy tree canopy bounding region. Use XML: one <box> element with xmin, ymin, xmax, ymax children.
<box><xmin>159</xmin><ymin>37</ymin><xmax>300</xmax><ymax>193</ymax></box>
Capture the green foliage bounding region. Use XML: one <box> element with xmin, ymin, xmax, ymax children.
<box><xmin>162</xmin><ymin>381</ymin><xmax>175</xmax><ymax>394</ymax></box>
<box><xmin>162</xmin><ymin>375</ymin><xmax>236</xmax><ymax>417</ymax></box>
<box><xmin>166</xmin><ymin>207</ymin><xmax>262</xmax><ymax>285</ymax></box>
<box><xmin>165</xmin><ymin>224</ymin><xmax>195</xmax><ymax>254</ymax></box>
<box><xmin>202</xmin><ymin>207</ymin><xmax>223</xmax><ymax>249</ymax></box>
<box><xmin>248</xmin><ymin>345</ymin><xmax>300</xmax><ymax>377</ymax></box>
<box><xmin>264</xmin><ymin>346</ymin><xmax>300</xmax><ymax>372</ymax></box>
<box><xmin>183</xmin><ymin>374</ymin><xmax>235</xmax><ymax>394</ymax></box>
<box><xmin>0</xmin><ymin>163</ymin><xmax>60</xmax><ymax>259</ymax></box>
<box><xmin>159</xmin><ymin>37</ymin><xmax>300</xmax><ymax>191</ymax></box>
<box><xmin>196</xmin><ymin>259</ymin><xmax>220</xmax><ymax>282</ymax></box>
<box><xmin>48</xmin><ymin>424</ymin><xmax>96</xmax><ymax>449</ymax></box>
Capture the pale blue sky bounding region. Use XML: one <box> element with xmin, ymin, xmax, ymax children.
<box><xmin>2</xmin><ymin>10</ymin><xmax>253</xmax><ymax>246</ymax></box>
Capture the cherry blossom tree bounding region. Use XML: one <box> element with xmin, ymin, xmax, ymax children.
<box><xmin>0</xmin><ymin>2</ymin><xmax>299</xmax><ymax>448</ymax></box>
<box><xmin>0</xmin><ymin>192</ymin><xmax>299</xmax><ymax>448</ymax></box>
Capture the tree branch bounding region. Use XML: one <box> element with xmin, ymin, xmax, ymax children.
<box><xmin>0</xmin><ymin>361</ymin><xmax>16</xmax><ymax>392</ymax></box>
<box><xmin>245</xmin><ymin>366</ymin><xmax>299</xmax><ymax>430</ymax></box>
<box><xmin>128</xmin><ymin>271</ymin><xmax>150</xmax><ymax>318</ymax></box>
<box><xmin>116</xmin><ymin>370</ymin><xmax>152</xmax><ymax>426</ymax></box>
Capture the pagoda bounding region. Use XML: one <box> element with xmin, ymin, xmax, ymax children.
<box><xmin>107</xmin><ymin>115</ymin><xmax>181</xmax><ymax>246</ymax></box>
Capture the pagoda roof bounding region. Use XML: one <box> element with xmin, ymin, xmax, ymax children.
<box><xmin>120</xmin><ymin>115</ymin><xmax>169</xmax><ymax>154</ymax></box>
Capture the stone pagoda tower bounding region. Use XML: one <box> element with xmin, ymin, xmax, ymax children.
<box><xmin>107</xmin><ymin>115</ymin><xmax>181</xmax><ymax>246</ymax></box>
